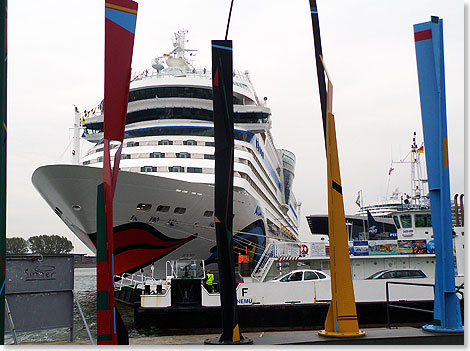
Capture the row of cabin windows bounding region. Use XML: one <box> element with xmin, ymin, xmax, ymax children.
<box><xmin>128</xmin><ymin>86</ymin><xmax>243</xmax><ymax>105</ymax></box>
<box><xmin>127</xmin><ymin>139</ymin><xmax>199</xmax><ymax>147</ymax></box>
<box><xmin>84</xmin><ymin>153</ymin><xmax>215</xmax><ymax>164</ymax></box>
<box><xmin>140</xmin><ymin>166</ymin><xmax>203</xmax><ymax>173</ymax></box>
<box><xmin>136</xmin><ymin>202</ymin><xmax>214</xmax><ymax>217</ymax></box>
<box><xmin>393</xmin><ymin>213</ymin><xmax>432</xmax><ymax>229</ymax></box>
<box><xmin>84</xmin><ymin>110</ymin><xmax>269</xmax><ymax>135</ymax></box>
<box><xmin>91</xmin><ymin>127</ymin><xmax>252</xmax><ymax>144</ymax></box>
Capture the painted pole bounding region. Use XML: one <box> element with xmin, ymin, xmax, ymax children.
<box><xmin>97</xmin><ymin>0</ymin><xmax>137</xmax><ymax>345</ymax></box>
<box><xmin>413</xmin><ymin>16</ymin><xmax>463</xmax><ymax>333</ymax></box>
<box><xmin>204</xmin><ymin>40</ymin><xmax>251</xmax><ymax>345</ymax></box>
<box><xmin>0</xmin><ymin>0</ymin><xmax>6</xmax><ymax>345</ymax></box>
<box><xmin>309</xmin><ymin>1</ymin><xmax>364</xmax><ymax>338</ymax></box>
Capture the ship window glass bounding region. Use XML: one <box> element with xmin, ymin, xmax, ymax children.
<box><xmin>156</xmin><ymin>205</ymin><xmax>170</xmax><ymax>212</ymax></box>
<box><xmin>128</xmin><ymin>86</ymin><xmax>242</xmax><ymax>104</ymax></box>
<box><xmin>203</xmin><ymin>210</ymin><xmax>213</xmax><ymax>217</ymax></box>
<box><xmin>415</xmin><ymin>214</ymin><xmax>432</xmax><ymax>228</ymax></box>
<box><xmin>141</xmin><ymin>166</ymin><xmax>157</xmax><ymax>172</ymax></box>
<box><xmin>150</xmin><ymin>152</ymin><xmax>165</xmax><ymax>158</ymax></box>
<box><xmin>174</xmin><ymin>207</ymin><xmax>186</xmax><ymax>214</ymax></box>
<box><xmin>96</xmin><ymin>147</ymin><xmax>104</xmax><ymax>152</ymax></box>
<box><xmin>97</xmin><ymin>156</ymin><xmax>103</xmax><ymax>162</ymax></box>
<box><xmin>176</xmin><ymin>152</ymin><xmax>191</xmax><ymax>158</ymax></box>
<box><xmin>158</xmin><ymin>139</ymin><xmax>173</xmax><ymax>145</ymax></box>
<box><xmin>183</xmin><ymin>140</ymin><xmax>197</xmax><ymax>146</ymax></box>
<box><xmin>136</xmin><ymin>203</ymin><xmax>152</xmax><ymax>211</ymax></box>
<box><xmin>187</xmin><ymin>167</ymin><xmax>202</xmax><ymax>173</ymax></box>
<box><xmin>127</xmin><ymin>141</ymin><xmax>139</xmax><ymax>147</ymax></box>
<box><xmin>205</xmin><ymin>141</ymin><xmax>215</xmax><ymax>147</ymax></box>
<box><xmin>123</xmin><ymin>127</ymin><xmax>253</xmax><ymax>143</ymax></box>
<box><xmin>393</xmin><ymin>216</ymin><xmax>401</xmax><ymax>229</ymax></box>
<box><xmin>121</xmin><ymin>154</ymin><xmax>131</xmax><ymax>159</ymax></box>
<box><xmin>304</xmin><ymin>271</ymin><xmax>319</xmax><ymax>281</ymax></box>
<box><xmin>83</xmin><ymin>160</ymin><xmax>91</xmax><ymax>165</ymax></box>
<box><xmin>400</xmin><ymin>214</ymin><xmax>412</xmax><ymax>228</ymax></box>
<box><xmin>204</xmin><ymin>154</ymin><xmax>215</xmax><ymax>160</ymax></box>
<box><xmin>169</xmin><ymin>166</ymin><xmax>184</xmax><ymax>173</ymax></box>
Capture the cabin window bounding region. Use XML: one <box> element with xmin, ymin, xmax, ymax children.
<box><xmin>97</xmin><ymin>156</ymin><xmax>103</xmax><ymax>162</ymax></box>
<box><xmin>174</xmin><ymin>207</ymin><xmax>186</xmax><ymax>214</ymax></box>
<box><xmin>204</xmin><ymin>154</ymin><xmax>215</xmax><ymax>160</ymax></box>
<box><xmin>169</xmin><ymin>166</ymin><xmax>184</xmax><ymax>172</ymax></box>
<box><xmin>96</xmin><ymin>147</ymin><xmax>104</xmax><ymax>152</ymax></box>
<box><xmin>158</xmin><ymin>139</ymin><xmax>173</xmax><ymax>145</ymax></box>
<box><xmin>127</xmin><ymin>141</ymin><xmax>139</xmax><ymax>147</ymax></box>
<box><xmin>136</xmin><ymin>203</ymin><xmax>152</xmax><ymax>211</ymax></box>
<box><xmin>150</xmin><ymin>152</ymin><xmax>165</xmax><ymax>158</ymax></box>
<box><xmin>205</xmin><ymin>141</ymin><xmax>215</xmax><ymax>147</ymax></box>
<box><xmin>187</xmin><ymin>167</ymin><xmax>202</xmax><ymax>173</ymax></box>
<box><xmin>83</xmin><ymin>160</ymin><xmax>91</xmax><ymax>165</ymax></box>
<box><xmin>121</xmin><ymin>154</ymin><xmax>131</xmax><ymax>160</ymax></box>
<box><xmin>392</xmin><ymin>216</ymin><xmax>401</xmax><ymax>229</ymax></box>
<box><xmin>400</xmin><ymin>214</ymin><xmax>412</xmax><ymax>228</ymax></box>
<box><xmin>415</xmin><ymin>214</ymin><xmax>432</xmax><ymax>228</ymax></box>
<box><xmin>176</xmin><ymin>152</ymin><xmax>191</xmax><ymax>158</ymax></box>
<box><xmin>156</xmin><ymin>205</ymin><xmax>170</xmax><ymax>212</ymax></box>
<box><xmin>141</xmin><ymin>166</ymin><xmax>157</xmax><ymax>172</ymax></box>
<box><xmin>183</xmin><ymin>140</ymin><xmax>197</xmax><ymax>146</ymax></box>
<box><xmin>203</xmin><ymin>210</ymin><xmax>213</xmax><ymax>217</ymax></box>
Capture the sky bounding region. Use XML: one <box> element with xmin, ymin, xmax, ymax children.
<box><xmin>5</xmin><ymin>0</ymin><xmax>465</xmax><ymax>254</ymax></box>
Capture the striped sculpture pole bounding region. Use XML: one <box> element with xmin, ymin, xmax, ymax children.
<box><xmin>318</xmin><ymin>59</ymin><xmax>364</xmax><ymax>338</ymax></box>
<box><xmin>309</xmin><ymin>1</ymin><xmax>364</xmax><ymax>338</ymax></box>
<box><xmin>204</xmin><ymin>40</ymin><xmax>251</xmax><ymax>345</ymax></box>
<box><xmin>413</xmin><ymin>16</ymin><xmax>463</xmax><ymax>333</ymax></box>
<box><xmin>97</xmin><ymin>0</ymin><xmax>137</xmax><ymax>345</ymax></box>
<box><xmin>0</xmin><ymin>0</ymin><xmax>6</xmax><ymax>345</ymax></box>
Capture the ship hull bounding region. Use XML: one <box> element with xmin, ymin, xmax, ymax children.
<box><xmin>32</xmin><ymin>165</ymin><xmax>268</xmax><ymax>276</ymax></box>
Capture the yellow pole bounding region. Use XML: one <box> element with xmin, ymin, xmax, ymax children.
<box><xmin>318</xmin><ymin>59</ymin><xmax>364</xmax><ymax>338</ymax></box>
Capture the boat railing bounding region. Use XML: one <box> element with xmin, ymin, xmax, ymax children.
<box><xmin>384</xmin><ymin>281</ymin><xmax>463</xmax><ymax>328</ymax></box>
<box><xmin>114</xmin><ymin>272</ymin><xmax>149</xmax><ymax>291</ymax></box>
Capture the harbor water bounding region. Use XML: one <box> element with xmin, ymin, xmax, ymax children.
<box><xmin>4</xmin><ymin>267</ymin><xmax>155</xmax><ymax>344</ymax></box>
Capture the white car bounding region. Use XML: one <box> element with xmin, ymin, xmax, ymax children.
<box><xmin>270</xmin><ymin>269</ymin><xmax>330</xmax><ymax>283</ymax></box>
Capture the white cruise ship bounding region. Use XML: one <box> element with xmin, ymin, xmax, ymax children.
<box><xmin>32</xmin><ymin>30</ymin><xmax>301</xmax><ymax>276</ymax></box>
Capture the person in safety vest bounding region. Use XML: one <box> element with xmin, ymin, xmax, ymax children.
<box><xmin>205</xmin><ymin>270</ymin><xmax>214</xmax><ymax>292</ymax></box>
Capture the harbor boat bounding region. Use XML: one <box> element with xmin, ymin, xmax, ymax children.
<box><xmin>32</xmin><ymin>30</ymin><xmax>301</xmax><ymax>276</ymax></box>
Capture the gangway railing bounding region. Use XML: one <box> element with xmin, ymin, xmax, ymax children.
<box><xmin>385</xmin><ymin>281</ymin><xmax>464</xmax><ymax>328</ymax></box>
<box><xmin>114</xmin><ymin>272</ymin><xmax>148</xmax><ymax>291</ymax></box>
<box><xmin>251</xmin><ymin>241</ymin><xmax>309</xmax><ymax>282</ymax></box>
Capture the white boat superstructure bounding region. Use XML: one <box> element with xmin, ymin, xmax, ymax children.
<box><xmin>32</xmin><ymin>30</ymin><xmax>301</xmax><ymax>276</ymax></box>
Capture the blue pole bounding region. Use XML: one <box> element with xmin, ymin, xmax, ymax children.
<box><xmin>413</xmin><ymin>16</ymin><xmax>463</xmax><ymax>333</ymax></box>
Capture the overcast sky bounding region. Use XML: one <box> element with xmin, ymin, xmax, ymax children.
<box><xmin>5</xmin><ymin>0</ymin><xmax>465</xmax><ymax>254</ymax></box>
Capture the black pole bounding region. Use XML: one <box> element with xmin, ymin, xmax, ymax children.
<box><xmin>309</xmin><ymin>0</ymin><xmax>327</xmax><ymax>151</ymax></box>
<box><xmin>225</xmin><ymin>0</ymin><xmax>235</xmax><ymax>40</ymax></box>
<box><xmin>0</xmin><ymin>0</ymin><xmax>6</xmax><ymax>344</ymax></box>
<box><xmin>205</xmin><ymin>40</ymin><xmax>251</xmax><ymax>345</ymax></box>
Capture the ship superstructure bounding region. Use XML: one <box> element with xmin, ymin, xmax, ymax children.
<box><xmin>32</xmin><ymin>31</ymin><xmax>301</xmax><ymax>276</ymax></box>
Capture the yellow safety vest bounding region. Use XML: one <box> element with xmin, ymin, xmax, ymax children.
<box><xmin>206</xmin><ymin>273</ymin><xmax>214</xmax><ymax>286</ymax></box>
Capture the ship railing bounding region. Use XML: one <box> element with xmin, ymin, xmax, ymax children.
<box><xmin>114</xmin><ymin>272</ymin><xmax>149</xmax><ymax>291</ymax></box>
<box><xmin>251</xmin><ymin>242</ymin><xmax>304</xmax><ymax>282</ymax></box>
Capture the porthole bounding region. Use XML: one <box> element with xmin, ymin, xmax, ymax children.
<box><xmin>156</xmin><ymin>205</ymin><xmax>170</xmax><ymax>213</ymax></box>
<box><xmin>72</xmin><ymin>205</ymin><xmax>82</xmax><ymax>212</ymax></box>
<box><xmin>136</xmin><ymin>203</ymin><xmax>152</xmax><ymax>211</ymax></box>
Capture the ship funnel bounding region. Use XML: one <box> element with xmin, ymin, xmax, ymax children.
<box><xmin>279</xmin><ymin>149</ymin><xmax>296</xmax><ymax>204</ymax></box>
